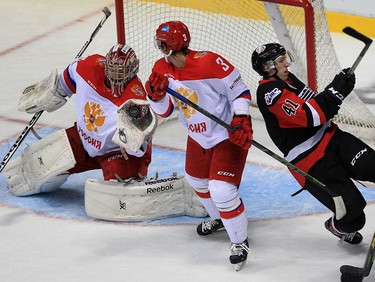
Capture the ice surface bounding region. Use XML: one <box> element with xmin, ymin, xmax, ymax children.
<box><xmin>0</xmin><ymin>1</ymin><xmax>374</xmax><ymax>281</ymax></box>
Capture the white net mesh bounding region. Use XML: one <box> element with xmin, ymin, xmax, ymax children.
<box><xmin>121</xmin><ymin>0</ymin><xmax>375</xmax><ymax>146</ymax></box>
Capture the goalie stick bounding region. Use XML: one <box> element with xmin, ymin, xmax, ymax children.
<box><xmin>340</xmin><ymin>231</ymin><xmax>375</xmax><ymax>282</ymax></box>
<box><xmin>165</xmin><ymin>87</ymin><xmax>347</xmax><ymax>220</ymax></box>
<box><xmin>0</xmin><ymin>7</ymin><xmax>111</xmax><ymax>174</ymax></box>
<box><xmin>342</xmin><ymin>27</ymin><xmax>373</xmax><ymax>75</ymax></box>
<box><xmin>76</xmin><ymin>7</ymin><xmax>112</xmax><ymax>60</ymax></box>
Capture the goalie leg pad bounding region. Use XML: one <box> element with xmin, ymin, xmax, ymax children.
<box><xmin>85</xmin><ymin>175</ymin><xmax>207</xmax><ymax>221</ymax></box>
<box><xmin>182</xmin><ymin>178</ymin><xmax>209</xmax><ymax>217</ymax></box>
<box><xmin>5</xmin><ymin>129</ymin><xmax>76</xmax><ymax>196</ymax></box>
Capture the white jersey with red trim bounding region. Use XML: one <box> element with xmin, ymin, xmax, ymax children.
<box><xmin>148</xmin><ymin>50</ymin><xmax>251</xmax><ymax>149</ymax></box>
<box><xmin>58</xmin><ymin>54</ymin><xmax>147</xmax><ymax>157</ymax></box>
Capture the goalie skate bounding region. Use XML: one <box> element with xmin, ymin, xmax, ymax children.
<box><xmin>229</xmin><ymin>238</ymin><xmax>250</xmax><ymax>272</ymax></box>
<box><xmin>196</xmin><ymin>218</ymin><xmax>225</xmax><ymax>236</ymax></box>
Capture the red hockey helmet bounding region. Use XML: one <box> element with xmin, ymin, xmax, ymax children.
<box><xmin>154</xmin><ymin>21</ymin><xmax>191</xmax><ymax>52</ymax></box>
<box><xmin>105</xmin><ymin>44</ymin><xmax>139</xmax><ymax>96</ymax></box>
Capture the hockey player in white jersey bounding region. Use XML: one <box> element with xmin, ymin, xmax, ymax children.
<box><xmin>6</xmin><ymin>44</ymin><xmax>156</xmax><ymax>197</ymax></box>
<box><xmin>145</xmin><ymin>21</ymin><xmax>253</xmax><ymax>271</ymax></box>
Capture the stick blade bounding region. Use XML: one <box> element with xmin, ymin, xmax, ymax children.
<box><xmin>343</xmin><ymin>27</ymin><xmax>373</xmax><ymax>45</ymax></box>
<box><xmin>363</xmin><ymin>232</ymin><xmax>375</xmax><ymax>277</ymax></box>
<box><xmin>340</xmin><ymin>265</ymin><xmax>363</xmax><ymax>282</ymax></box>
<box><xmin>102</xmin><ymin>7</ymin><xmax>111</xmax><ymax>17</ymax></box>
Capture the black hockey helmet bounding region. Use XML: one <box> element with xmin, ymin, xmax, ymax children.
<box><xmin>251</xmin><ymin>43</ymin><xmax>287</xmax><ymax>76</ymax></box>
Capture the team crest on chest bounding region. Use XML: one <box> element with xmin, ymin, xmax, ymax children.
<box><xmin>175</xmin><ymin>87</ymin><xmax>198</xmax><ymax>119</ymax></box>
<box><xmin>83</xmin><ymin>101</ymin><xmax>106</xmax><ymax>132</ymax></box>
<box><xmin>265</xmin><ymin>88</ymin><xmax>282</xmax><ymax>105</ymax></box>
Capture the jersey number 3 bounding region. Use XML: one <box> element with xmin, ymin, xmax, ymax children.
<box><xmin>216</xmin><ymin>57</ymin><xmax>230</xmax><ymax>71</ymax></box>
<box><xmin>282</xmin><ymin>99</ymin><xmax>300</xmax><ymax>116</ymax></box>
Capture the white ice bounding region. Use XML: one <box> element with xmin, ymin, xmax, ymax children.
<box><xmin>0</xmin><ymin>1</ymin><xmax>374</xmax><ymax>281</ymax></box>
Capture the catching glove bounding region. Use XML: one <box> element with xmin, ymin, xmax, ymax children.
<box><xmin>145</xmin><ymin>72</ymin><xmax>169</xmax><ymax>101</ymax></box>
<box><xmin>325</xmin><ymin>68</ymin><xmax>356</xmax><ymax>103</ymax></box>
<box><xmin>228</xmin><ymin>115</ymin><xmax>253</xmax><ymax>150</ymax></box>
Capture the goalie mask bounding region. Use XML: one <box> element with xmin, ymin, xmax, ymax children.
<box><xmin>105</xmin><ymin>44</ymin><xmax>139</xmax><ymax>97</ymax></box>
<box><xmin>251</xmin><ymin>43</ymin><xmax>294</xmax><ymax>76</ymax></box>
<box><xmin>154</xmin><ymin>21</ymin><xmax>191</xmax><ymax>55</ymax></box>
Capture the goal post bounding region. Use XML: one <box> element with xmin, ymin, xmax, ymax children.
<box><xmin>262</xmin><ymin>0</ymin><xmax>317</xmax><ymax>92</ymax></box>
<box><xmin>115</xmin><ymin>0</ymin><xmax>375</xmax><ymax>147</ymax></box>
<box><xmin>115</xmin><ymin>0</ymin><xmax>126</xmax><ymax>44</ymax></box>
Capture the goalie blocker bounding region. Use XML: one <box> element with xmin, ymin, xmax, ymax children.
<box><xmin>85</xmin><ymin>175</ymin><xmax>208</xmax><ymax>221</ymax></box>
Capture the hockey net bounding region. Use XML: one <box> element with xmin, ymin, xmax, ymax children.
<box><xmin>117</xmin><ymin>0</ymin><xmax>375</xmax><ymax>147</ymax></box>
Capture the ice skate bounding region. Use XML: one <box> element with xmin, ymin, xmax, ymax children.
<box><xmin>196</xmin><ymin>218</ymin><xmax>225</xmax><ymax>236</ymax></box>
<box><xmin>229</xmin><ymin>238</ymin><xmax>250</xmax><ymax>271</ymax></box>
<box><xmin>325</xmin><ymin>217</ymin><xmax>363</xmax><ymax>244</ymax></box>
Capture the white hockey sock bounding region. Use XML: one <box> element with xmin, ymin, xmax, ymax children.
<box><xmin>221</xmin><ymin>211</ymin><xmax>248</xmax><ymax>244</ymax></box>
<box><xmin>196</xmin><ymin>196</ymin><xmax>220</xmax><ymax>219</ymax></box>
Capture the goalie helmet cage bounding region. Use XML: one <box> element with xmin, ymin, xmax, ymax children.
<box><xmin>115</xmin><ymin>0</ymin><xmax>375</xmax><ymax>147</ymax></box>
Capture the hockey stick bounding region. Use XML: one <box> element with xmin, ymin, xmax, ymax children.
<box><xmin>76</xmin><ymin>7</ymin><xmax>112</xmax><ymax>59</ymax></box>
<box><xmin>30</xmin><ymin>6</ymin><xmax>112</xmax><ymax>140</ymax></box>
<box><xmin>165</xmin><ymin>87</ymin><xmax>347</xmax><ymax>219</ymax></box>
<box><xmin>340</xmin><ymin>231</ymin><xmax>375</xmax><ymax>282</ymax></box>
<box><xmin>0</xmin><ymin>7</ymin><xmax>111</xmax><ymax>174</ymax></box>
<box><xmin>342</xmin><ymin>27</ymin><xmax>373</xmax><ymax>75</ymax></box>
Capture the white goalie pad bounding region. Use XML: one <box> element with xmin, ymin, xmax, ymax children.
<box><xmin>5</xmin><ymin>129</ymin><xmax>76</xmax><ymax>196</ymax></box>
<box><xmin>84</xmin><ymin>175</ymin><xmax>208</xmax><ymax>221</ymax></box>
<box><xmin>112</xmin><ymin>99</ymin><xmax>158</xmax><ymax>153</ymax></box>
<box><xmin>18</xmin><ymin>68</ymin><xmax>67</xmax><ymax>114</ymax></box>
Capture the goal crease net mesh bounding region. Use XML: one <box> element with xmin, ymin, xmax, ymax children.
<box><xmin>119</xmin><ymin>0</ymin><xmax>375</xmax><ymax>147</ymax></box>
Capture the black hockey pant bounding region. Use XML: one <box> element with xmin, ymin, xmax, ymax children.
<box><xmin>305</xmin><ymin>129</ymin><xmax>375</xmax><ymax>233</ymax></box>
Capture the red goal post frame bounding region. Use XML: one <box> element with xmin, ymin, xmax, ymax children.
<box><xmin>114</xmin><ymin>0</ymin><xmax>318</xmax><ymax>92</ymax></box>
<box><xmin>261</xmin><ymin>0</ymin><xmax>317</xmax><ymax>91</ymax></box>
<box><xmin>115</xmin><ymin>0</ymin><xmax>126</xmax><ymax>44</ymax></box>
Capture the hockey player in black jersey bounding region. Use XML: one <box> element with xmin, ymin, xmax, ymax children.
<box><xmin>251</xmin><ymin>43</ymin><xmax>375</xmax><ymax>244</ymax></box>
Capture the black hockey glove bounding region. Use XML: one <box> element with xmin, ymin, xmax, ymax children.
<box><xmin>325</xmin><ymin>68</ymin><xmax>356</xmax><ymax>103</ymax></box>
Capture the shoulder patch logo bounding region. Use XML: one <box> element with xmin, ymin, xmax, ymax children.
<box><xmin>193</xmin><ymin>51</ymin><xmax>207</xmax><ymax>58</ymax></box>
<box><xmin>265</xmin><ymin>88</ymin><xmax>282</xmax><ymax>105</ymax></box>
<box><xmin>131</xmin><ymin>84</ymin><xmax>145</xmax><ymax>96</ymax></box>
<box><xmin>230</xmin><ymin>75</ymin><xmax>242</xmax><ymax>90</ymax></box>
<box><xmin>97</xmin><ymin>58</ymin><xmax>106</xmax><ymax>69</ymax></box>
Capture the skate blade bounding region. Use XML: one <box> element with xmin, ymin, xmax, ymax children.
<box><xmin>234</xmin><ymin>261</ymin><xmax>246</xmax><ymax>272</ymax></box>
